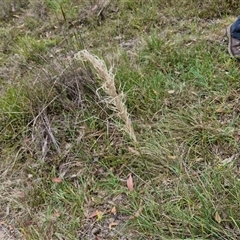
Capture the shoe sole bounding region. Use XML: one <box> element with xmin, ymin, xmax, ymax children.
<box><xmin>226</xmin><ymin>25</ymin><xmax>234</xmax><ymax>57</ymax></box>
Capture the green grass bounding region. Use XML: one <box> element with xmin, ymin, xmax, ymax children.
<box><xmin>0</xmin><ymin>0</ymin><xmax>240</xmax><ymax>239</ymax></box>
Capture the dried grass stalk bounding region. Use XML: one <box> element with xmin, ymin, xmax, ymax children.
<box><xmin>75</xmin><ymin>50</ymin><xmax>137</xmax><ymax>142</ymax></box>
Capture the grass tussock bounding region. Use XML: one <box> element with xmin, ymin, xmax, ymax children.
<box><xmin>76</xmin><ymin>50</ymin><xmax>137</xmax><ymax>142</ymax></box>
<box><xmin>0</xmin><ymin>0</ymin><xmax>240</xmax><ymax>239</ymax></box>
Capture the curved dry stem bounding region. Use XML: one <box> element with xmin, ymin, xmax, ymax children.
<box><xmin>75</xmin><ymin>50</ymin><xmax>137</xmax><ymax>142</ymax></box>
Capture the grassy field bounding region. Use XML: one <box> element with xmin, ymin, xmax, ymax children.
<box><xmin>0</xmin><ymin>0</ymin><xmax>240</xmax><ymax>239</ymax></box>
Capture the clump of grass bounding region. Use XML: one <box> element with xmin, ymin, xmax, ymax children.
<box><xmin>76</xmin><ymin>50</ymin><xmax>137</xmax><ymax>142</ymax></box>
<box><xmin>0</xmin><ymin>84</ymin><xmax>31</xmax><ymax>148</ymax></box>
<box><xmin>14</xmin><ymin>36</ymin><xmax>58</xmax><ymax>64</ymax></box>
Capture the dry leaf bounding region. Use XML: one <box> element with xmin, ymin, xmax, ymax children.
<box><xmin>129</xmin><ymin>206</ymin><xmax>143</xmax><ymax>219</ymax></box>
<box><xmin>168</xmin><ymin>90</ymin><xmax>175</xmax><ymax>94</ymax></box>
<box><xmin>109</xmin><ymin>221</ymin><xmax>119</xmax><ymax>229</ymax></box>
<box><xmin>54</xmin><ymin>211</ymin><xmax>61</xmax><ymax>218</ymax></box>
<box><xmin>88</xmin><ymin>210</ymin><xmax>103</xmax><ymax>221</ymax></box>
<box><xmin>111</xmin><ymin>206</ymin><xmax>116</xmax><ymax>215</ymax></box>
<box><xmin>127</xmin><ymin>174</ymin><xmax>134</xmax><ymax>191</ymax></box>
<box><xmin>96</xmin><ymin>236</ymin><xmax>103</xmax><ymax>240</ymax></box>
<box><xmin>88</xmin><ymin>211</ymin><xmax>98</xmax><ymax>219</ymax></box>
<box><xmin>51</xmin><ymin>178</ymin><xmax>62</xmax><ymax>183</ymax></box>
<box><xmin>214</xmin><ymin>211</ymin><xmax>222</xmax><ymax>223</ymax></box>
<box><xmin>96</xmin><ymin>210</ymin><xmax>104</xmax><ymax>221</ymax></box>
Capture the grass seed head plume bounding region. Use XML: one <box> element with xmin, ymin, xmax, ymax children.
<box><xmin>76</xmin><ymin>50</ymin><xmax>137</xmax><ymax>142</ymax></box>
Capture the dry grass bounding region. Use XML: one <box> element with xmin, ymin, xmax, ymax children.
<box><xmin>76</xmin><ymin>50</ymin><xmax>137</xmax><ymax>142</ymax></box>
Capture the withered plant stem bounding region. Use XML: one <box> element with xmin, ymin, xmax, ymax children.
<box><xmin>76</xmin><ymin>50</ymin><xmax>137</xmax><ymax>142</ymax></box>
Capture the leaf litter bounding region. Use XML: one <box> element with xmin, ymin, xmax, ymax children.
<box><xmin>126</xmin><ymin>173</ymin><xmax>134</xmax><ymax>191</ymax></box>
